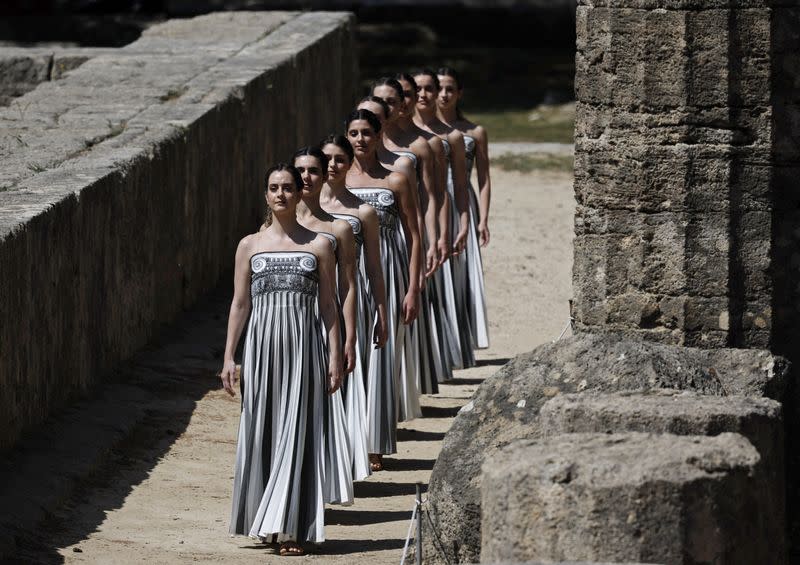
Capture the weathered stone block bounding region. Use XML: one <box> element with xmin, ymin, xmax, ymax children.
<box><xmin>424</xmin><ymin>334</ymin><xmax>789</xmax><ymax>564</ymax></box>
<box><xmin>481</xmin><ymin>433</ymin><xmax>776</xmax><ymax>564</ymax></box>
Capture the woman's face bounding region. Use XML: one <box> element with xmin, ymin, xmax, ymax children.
<box><xmin>372</xmin><ymin>84</ymin><xmax>402</xmax><ymax>123</ymax></box>
<box><xmin>322</xmin><ymin>143</ymin><xmax>351</xmax><ymax>183</ymax></box>
<box><xmin>414</xmin><ymin>74</ymin><xmax>438</xmax><ymax>112</ymax></box>
<box><xmin>347</xmin><ymin>119</ymin><xmax>378</xmax><ymax>157</ymax></box>
<box><xmin>397</xmin><ymin>78</ymin><xmax>416</xmax><ymax>118</ymax></box>
<box><xmin>265</xmin><ymin>170</ymin><xmax>300</xmax><ymax>213</ymax></box>
<box><xmin>437</xmin><ymin>75</ymin><xmax>460</xmax><ymax>111</ymax></box>
<box><xmin>357</xmin><ymin>101</ymin><xmax>387</xmax><ymax>126</ymax></box>
<box><xmin>294</xmin><ymin>155</ymin><xmax>325</xmax><ymax>198</ymax></box>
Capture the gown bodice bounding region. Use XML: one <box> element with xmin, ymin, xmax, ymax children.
<box><xmin>331</xmin><ymin>213</ymin><xmax>364</xmax><ymax>253</ymax></box>
<box><xmin>393</xmin><ymin>150</ymin><xmax>418</xmax><ymax>170</ymax></box>
<box><xmin>250</xmin><ymin>251</ymin><xmax>319</xmax><ymax>299</ymax></box>
<box><xmin>464</xmin><ymin>135</ymin><xmax>476</xmax><ymax>178</ymax></box>
<box><xmin>319</xmin><ymin>231</ymin><xmax>338</xmax><ymax>252</ymax></box>
<box><xmin>347</xmin><ymin>188</ymin><xmax>400</xmax><ymax>231</ymax></box>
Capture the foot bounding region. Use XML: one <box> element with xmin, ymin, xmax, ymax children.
<box><xmin>279</xmin><ymin>541</ymin><xmax>305</xmax><ymax>556</ymax></box>
<box><xmin>369</xmin><ymin>453</ymin><xmax>383</xmax><ymax>472</ymax></box>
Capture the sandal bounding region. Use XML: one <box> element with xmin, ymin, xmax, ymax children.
<box><xmin>279</xmin><ymin>541</ymin><xmax>305</xmax><ymax>556</ymax></box>
<box><xmin>369</xmin><ymin>453</ymin><xmax>383</xmax><ymax>472</ymax></box>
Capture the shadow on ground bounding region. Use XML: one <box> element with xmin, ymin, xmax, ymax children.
<box><xmin>6</xmin><ymin>282</ymin><xmax>233</xmax><ymax>564</ymax></box>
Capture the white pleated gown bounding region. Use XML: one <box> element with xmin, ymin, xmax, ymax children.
<box><xmin>230</xmin><ymin>251</ymin><xmax>327</xmax><ymax>543</ymax></box>
<box><xmin>392</xmin><ymin>149</ymin><xmax>445</xmax><ymax>393</ymax></box>
<box><xmin>349</xmin><ymin>187</ymin><xmax>419</xmax><ymax>454</ymax></box>
<box><xmin>330</xmin><ymin>214</ymin><xmax>372</xmax><ymax>482</ymax></box>
<box><xmin>316</xmin><ymin>232</ymin><xmax>354</xmax><ymax>506</ymax></box>
<box><xmin>463</xmin><ymin>135</ymin><xmax>490</xmax><ymax>349</ymax></box>
<box><xmin>442</xmin><ymin>139</ymin><xmax>476</xmax><ymax>370</ymax></box>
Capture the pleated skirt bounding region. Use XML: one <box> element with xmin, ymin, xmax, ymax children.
<box><xmin>465</xmin><ymin>186</ymin><xmax>489</xmax><ymax>349</ymax></box>
<box><xmin>365</xmin><ymin>224</ymin><xmax>408</xmax><ymax>454</ymax></box>
<box><xmin>229</xmin><ymin>291</ymin><xmax>326</xmax><ymax>543</ymax></box>
<box><xmin>446</xmin><ymin>169</ymin><xmax>476</xmax><ymax>370</ymax></box>
<box><xmin>342</xmin><ymin>254</ymin><xmax>372</xmax><ymax>481</ymax></box>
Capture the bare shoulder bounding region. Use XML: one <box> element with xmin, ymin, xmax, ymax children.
<box><xmin>359</xmin><ymin>202</ymin><xmax>379</xmax><ymax>224</ymax></box>
<box><xmin>427</xmin><ymin>135</ymin><xmax>444</xmax><ymax>152</ymax></box>
<box><xmin>237</xmin><ymin>233</ymin><xmax>257</xmax><ymax>255</ymax></box>
<box><xmin>411</xmin><ymin>136</ymin><xmax>432</xmax><ymax>156</ymax></box>
<box><xmin>471</xmin><ymin>124</ymin><xmax>488</xmax><ymax>143</ymax></box>
<box><xmin>310</xmin><ymin>234</ymin><xmax>335</xmax><ymax>262</ymax></box>
<box><xmin>332</xmin><ymin>218</ymin><xmax>353</xmax><ymax>240</ymax></box>
<box><xmin>448</xmin><ymin>128</ymin><xmax>465</xmax><ymax>144</ymax></box>
<box><xmin>388</xmin><ymin>170</ymin><xmax>409</xmax><ymax>192</ymax></box>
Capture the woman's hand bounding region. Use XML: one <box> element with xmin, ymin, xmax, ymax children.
<box><xmin>373</xmin><ymin>310</ymin><xmax>388</xmax><ymax>349</ymax></box>
<box><xmin>479</xmin><ymin>222</ymin><xmax>490</xmax><ymax>247</ymax></box>
<box><xmin>452</xmin><ymin>227</ymin><xmax>468</xmax><ymax>255</ymax></box>
<box><xmin>220</xmin><ymin>360</ymin><xmax>237</xmax><ymax>397</ymax></box>
<box><xmin>344</xmin><ymin>341</ymin><xmax>356</xmax><ymax>374</ymax></box>
<box><xmin>402</xmin><ymin>290</ymin><xmax>419</xmax><ymax>324</ymax></box>
<box><xmin>437</xmin><ymin>237</ymin><xmax>450</xmax><ymax>266</ymax></box>
<box><xmin>327</xmin><ymin>361</ymin><xmax>343</xmax><ymax>395</ymax></box>
<box><xmin>425</xmin><ymin>244</ymin><xmax>437</xmax><ymax>278</ymax></box>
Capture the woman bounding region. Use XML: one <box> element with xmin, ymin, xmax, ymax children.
<box><xmin>222</xmin><ymin>163</ymin><xmax>342</xmax><ymax>557</ymax></box>
<box><xmin>320</xmin><ymin>135</ymin><xmax>389</xmax><ymax>478</ymax></box>
<box><xmin>292</xmin><ymin>146</ymin><xmax>360</xmax><ymax>494</ymax></box>
<box><xmin>345</xmin><ymin>109</ymin><xmax>422</xmax><ymax>471</ymax></box>
<box><xmin>437</xmin><ymin>67</ymin><xmax>490</xmax><ymax>350</ymax></box>
<box><xmin>413</xmin><ymin>68</ymin><xmax>475</xmax><ymax>370</ymax></box>
<box><xmin>358</xmin><ymin>95</ymin><xmax>441</xmax><ymax>395</ymax></box>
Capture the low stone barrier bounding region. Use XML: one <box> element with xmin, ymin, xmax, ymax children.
<box><xmin>423</xmin><ymin>334</ymin><xmax>789</xmax><ymax>564</ymax></box>
<box><xmin>0</xmin><ymin>11</ymin><xmax>358</xmax><ymax>450</ymax></box>
<box><xmin>482</xmin><ymin>433</ymin><xmax>769</xmax><ymax>564</ymax></box>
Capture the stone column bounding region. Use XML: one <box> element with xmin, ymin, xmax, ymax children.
<box><xmin>572</xmin><ymin>0</ymin><xmax>800</xmax><ymax>351</ymax></box>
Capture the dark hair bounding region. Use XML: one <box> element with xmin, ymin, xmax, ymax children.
<box><xmin>410</xmin><ymin>68</ymin><xmax>440</xmax><ymax>91</ymax></box>
<box><xmin>292</xmin><ymin>145</ymin><xmax>329</xmax><ymax>176</ymax></box>
<box><xmin>345</xmin><ymin>109</ymin><xmax>381</xmax><ymax>134</ymax></box>
<box><xmin>358</xmin><ymin>95</ymin><xmax>390</xmax><ymax>120</ymax></box>
<box><xmin>264</xmin><ymin>162</ymin><xmax>302</xmax><ymax>191</ymax></box>
<box><xmin>437</xmin><ymin>66</ymin><xmax>465</xmax><ymax>120</ymax></box>
<box><xmin>436</xmin><ymin>67</ymin><xmax>462</xmax><ymax>89</ymax></box>
<box><xmin>394</xmin><ymin>72</ymin><xmax>418</xmax><ymax>95</ymax></box>
<box><xmin>372</xmin><ymin>77</ymin><xmax>404</xmax><ymax>101</ymax></box>
<box><xmin>319</xmin><ymin>134</ymin><xmax>354</xmax><ymax>163</ymax></box>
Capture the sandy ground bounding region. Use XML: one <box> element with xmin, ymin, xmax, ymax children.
<box><xmin>15</xmin><ymin>165</ymin><xmax>574</xmax><ymax>565</ymax></box>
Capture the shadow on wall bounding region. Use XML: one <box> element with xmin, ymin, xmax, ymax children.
<box><xmin>7</xmin><ymin>284</ymin><xmax>233</xmax><ymax>563</ymax></box>
<box><xmin>769</xmin><ymin>6</ymin><xmax>800</xmax><ymax>562</ymax></box>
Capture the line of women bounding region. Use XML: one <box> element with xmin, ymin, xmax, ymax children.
<box><xmin>219</xmin><ymin>68</ymin><xmax>492</xmax><ymax>556</ymax></box>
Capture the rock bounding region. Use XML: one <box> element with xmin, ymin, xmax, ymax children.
<box><xmin>481</xmin><ymin>433</ymin><xmax>770</xmax><ymax>564</ymax></box>
<box><xmin>423</xmin><ymin>333</ymin><xmax>789</xmax><ymax>564</ymax></box>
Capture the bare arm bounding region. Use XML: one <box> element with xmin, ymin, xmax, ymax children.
<box><xmin>429</xmin><ymin>136</ymin><xmax>450</xmax><ymax>265</ymax></box>
<box><xmin>334</xmin><ymin>220</ymin><xmax>357</xmax><ymax>374</ymax></box>
<box><xmin>361</xmin><ymin>205</ymin><xmax>388</xmax><ymax>348</ymax></box>
<box><xmin>415</xmin><ymin>138</ymin><xmax>439</xmax><ymax>277</ymax></box>
<box><xmin>392</xmin><ymin>172</ymin><xmax>421</xmax><ymax>324</ymax></box>
<box><xmin>474</xmin><ymin>125</ymin><xmax>492</xmax><ymax>247</ymax></box>
<box><xmin>220</xmin><ymin>236</ymin><xmax>254</xmax><ymax>396</ymax></box>
<box><xmin>315</xmin><ymin>237</ymin><xmax>343</xmax><ymax>394</ymax></box>
<box><xmin>448</xmin><ymin>131</ymin><xmax>470</xmax><ymax>255</ymax></box>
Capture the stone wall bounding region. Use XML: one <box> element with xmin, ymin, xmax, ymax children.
<box><xmin>0</xmin><ymin>11</ymin><xmax>358</xmax><ymax>451</ymax></box>
<box><xmin>572</xmin><ymin>0</ymin><xmax>800</xmax><ymax>352</ymax></box>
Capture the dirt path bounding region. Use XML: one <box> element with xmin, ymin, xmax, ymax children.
<box><xmin>18</xmin><ymin>166</ymin><xmax>574</xmax><ymax>565</ymax></box>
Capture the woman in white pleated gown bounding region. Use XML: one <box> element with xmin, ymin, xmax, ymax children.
<box><xmin>320</xmin><ymin>134</ymin><xmax>389</xmax><ymax>479</ymax></box>
<box><xmin>291</xmin><ymin>146</ymin><xmax>358</xmax><ymax>499</ymax></box>
<box><xmin>412</xmin><ymin>69</ymin><xmax>475</xmax><ymax>370</ymax></box>
<box><xmin>220</xmin><ymin>163</ymin><xmax>343</xmax><ymax>556</ymax></box>
<box><xmin>345</xmin><ymin>109</ymin><xmax>423</xmax><ymax>472</ymax></box>
<box><xmin>437</xmin><ymin>67</ymin><xmax>490</xmax><ymax>349</ymax></box>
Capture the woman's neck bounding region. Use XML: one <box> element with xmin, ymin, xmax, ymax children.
<box><xmin>439</xmin><ymin>105</ymin><xmax>458</xmax><ymax>125</ymax></box>
<box><xmin>321</xmin><ymin>180</ymin><xmax>346</xmax><ymax>202</ymax></box>
<box><xmin>269</xmin><ymin>211</ymin><xmax>299</xmax><ymax>236</ymax></box>
<box><xmin>415</xmin><ymin>105</ymin><xmax>438</xmax><ymax>127</ymax></box>
<box><xmin>297</xmin><ymin>197</ymin><xmax>324</xmax><ymax>219</ymax></box>
<box><xmin>352</xmin><ymin>152</ymin><xmax>379</xmax><ymax>175</ymax></box>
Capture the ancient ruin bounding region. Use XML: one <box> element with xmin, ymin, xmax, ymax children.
<box><xmin>0</xmin><ymin>12</ymin><xmax>358</xmax><ymax>452</ymax></box>
<box><xmin>424</xmin><ymin>0</ymin><xmax>800</xmax><ymax>562</ymax></box>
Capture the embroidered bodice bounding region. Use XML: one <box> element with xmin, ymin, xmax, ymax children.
<box><xmin>250</xmin><ymin>251</ymin><xmax>318</xmax><ymax>298</ymax></box>
<box><xmin>348</xmin><ymin>188</ymin><xmax>400</xmax><ymax>231</ymax></box>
